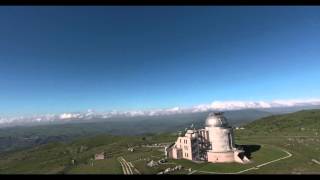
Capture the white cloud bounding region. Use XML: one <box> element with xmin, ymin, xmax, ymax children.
<box><xmin>59</xmin><ymin>113</ymin><xmax>80</xmax><ymax>120</ymax></box>
<box><xmin>167</xmin><ymin>107</ymin><xmax>180</xmax><ymax>112</ymax></box>
<box><xmin>192</xmin><ymin>99</ymin><xmax>320</xmax><ymax>112</ymax></box>
<box><xmin>1</xmin><ymin>98</ymin><xmax>320</xmax><ymax>126</ymax></box>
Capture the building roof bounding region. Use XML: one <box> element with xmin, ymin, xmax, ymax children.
<box><xmin>186</xmin><ymin>129</ymin><xmax>194</xmax><ymax>134</ymax></box>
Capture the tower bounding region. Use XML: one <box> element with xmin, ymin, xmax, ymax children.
<box><xmin>205</xmin><ymin>112</ymin><xmax>235</xmax><ymax>153</ymax></box>
<box><xmin>205</xmin><ymin>112</ymin><xmax>244</xmax><ymax>163</ymax></box>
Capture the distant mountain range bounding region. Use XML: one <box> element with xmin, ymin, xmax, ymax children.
<box><xmin>1</xmin><ymin>99</ymin><xmax>320</xmax><ymax>128</ymax></box>
<box><xmin>0</xmin><ymin>104</ymin><xmax>320</xmax><ymax>154</ymax></box>
<box><xmin>0</xmin><ymin>99</ymin><xmax>319</xmax><ymax>153</ymax></box>
<box><xmin>0</xmin><ymin>108</ymin><xmax>269</xmax><ymax>153</ymax></box>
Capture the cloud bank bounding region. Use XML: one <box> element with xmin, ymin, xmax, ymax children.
<box><xmin>1</xmin><ymin>98</ymin><xmax>320</xmax><ymax>125</ymax></box>
<box><xmin>191</xmin><ymin>99</ymin><xmax>320</xmax><ymax>112</ymax></box>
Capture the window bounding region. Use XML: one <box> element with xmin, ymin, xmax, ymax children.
<box><xmin>228</xmin><ymin>133</ymin><xmax>232</xmax><ymax>148</ymax></box>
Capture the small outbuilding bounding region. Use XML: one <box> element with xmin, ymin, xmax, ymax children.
<box><xmin>94</xmin><ymin>152</ymin><xmax>105</xmax><ymax>160</ymax></box>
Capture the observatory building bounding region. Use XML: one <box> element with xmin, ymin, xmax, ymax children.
<box><xmin>165</xmin><ymin>112</ymin><xmax>250</xmax><ymax>163</ymax></box>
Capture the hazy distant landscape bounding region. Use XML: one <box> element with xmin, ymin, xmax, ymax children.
<box><xmin>0</xmin><ymin>109</ymin><xmax>319</xmax><ymax>174</ymax></box>
<box><xmin>0</xmin><ymin>105</ymin><xmax>318</xmax><ymax>155</ymax></box>
<box><xmin>0</xmin><ymin>109</ymin><xmax>271</xmax><ymax>153</ymax></box>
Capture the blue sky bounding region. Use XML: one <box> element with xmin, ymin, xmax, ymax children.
<box><xmin>0</xmin><ymin>6</ymin><xmax>320</xmax><ymax>116</ymax></box>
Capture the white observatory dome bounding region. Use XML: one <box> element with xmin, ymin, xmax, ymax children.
<box><xmin>205</xmin><ymin>112</ymin><xmax>228</xmax><ymax>127</ymax></box>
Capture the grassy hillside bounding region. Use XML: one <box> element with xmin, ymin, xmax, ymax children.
<box><xmin>234</xmin><ymin>109</ymin><xmax>320</xmax><ymax>174</ymax></box>
<box><xmin>0</xmin><ymin>133</ymin><xmax>177</xmax><ymax>174</ymax></box>
<box><xmin>236</xmin><ymin>109</ymin><xmax>320</xmax><ymax>137</ymax></box>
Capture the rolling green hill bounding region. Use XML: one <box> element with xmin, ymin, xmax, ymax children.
<box><xmin>234</xmin><ymin>109</ymin><xmax>320</xmax><ymax>174</ymax></box>
<box><xmin>237</xmin><ymin>109</ymin><xmax>320</xmax><ymax>137</ymax></box>
<box><xmin>0</xmin><ymin>109</ymin><xmax>319</xmax><ymax>174</ymax></box>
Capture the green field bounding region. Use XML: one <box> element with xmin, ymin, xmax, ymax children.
<box><xmin>68</xmin><ymin>157</ymin><xmax>122</xmax><ymax>174</ymax></box>
<box><xmin>0</xmin><ymin>109</ymin><xmax>319</xmax><ymax>174</ymax></box>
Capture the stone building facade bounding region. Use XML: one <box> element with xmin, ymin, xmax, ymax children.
<box><xmin>166</xmin><ymin>112</ymin><xmax>250</xmax><ymax>163</ymax></box>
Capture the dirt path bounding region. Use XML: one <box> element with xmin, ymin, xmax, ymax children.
<box><xmin>312</xmin><ymin>159</ymin><xmax>320</xmax><ymax>165</ymax></box>
<box><xmin>118</xmin><ymin>156</ymin><xmax>140</xmax><ymax>175</ymax></box>
<box><xmin>118</xmin><ymin>157</ymin><xmax>132</xmax><ymax>175</ymax></box>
